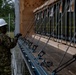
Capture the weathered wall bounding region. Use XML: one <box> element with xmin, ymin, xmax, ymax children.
<box><xmin>20</xmin><ymin>0</ymin><xmax>47</xmax><ymax>36</ymax></box>
<box><xmin>11</xmin><ymin>44</ymin><xmax>29</xmax><ymax>75</ymax></box>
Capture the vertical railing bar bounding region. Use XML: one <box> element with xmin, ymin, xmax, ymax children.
<box><xmin>48</xmin><ymin>7</ymin><xmax>50</xmax><ymax>36</ymax></box>
<box><xmin>41</xmin><ymin>11</ymin><xmax>44</xmax><ymax>34</ymax></box>
<box><xmin>61</xmin><ymin>0</ymin><xmax>63</xmax><ymax>43</ymax></box>
<box><xmin>39</xmin><ymin>12</ymin><xmax>41</xmax><ymax>34</ymax></box>
<box><xmin>35</xmin><ymin>13</ymin><xmax>37</xmax><ymax>33</ymax></box>
<box><xmin>69</xmin><ymin>0</ymin><xmax>71</xmax><ymax>45</ymax></box>
<box><xmin>72</xmin><ymin>0</ymin><xmax>75</xmax><ymax>44</ymax></box>
<box><xmin>58</xmin><ymin>2</ymin><xmax>60</xmax><ymax>42</ymax></box>
<box><xmin>45</xmin><ymin>10</ymin><xmax>47</xmax><ymax>35</ymax></box>
<box><xmin>56</xmin><ymin>3</ymin><xmax>57</xmax><ymax>41</ymax></box>
<box><xmin>36</xmin><ymin>13</ymin><xmax>38</xmax><ymax>34</ymax></box>
<box><xmin>66</xmin><ymin>0</ymin><xmax>68</xmax><ymax>45</ymax></box>
<box><xmin>65</xmin><ymin>0</ymin><xmax>67</xmax><ymax>44</ymax></box>
<box><xmin>44</xmin><ymin>10</ymin><xmax>46</xmax><ymax>35</ymax></box>
<box><xmin>74</xmin><ymin>0</ymin><xmax>76</xmax><ymax>46</ymax></box>
<box><xmin>37</xmin><ymin>13</ymin><xmax>39</xmax><ymax>33</ymax></box>
<box><xmin>49</xmin><ymin>7</ymin><xmax>51</xmax><ymax>37</ymax></box>
<box><xmin>46</xmin><ymin>9</ymin><xmax>47</xmax><ymax>35</ymax></box>
<box><xmin>53</xmin><ymin>5</ymin><xmax>54</xmax><ymax>40</ymax></box>
<box><xmin>48</xmin><ymin>8</ymin><xmax>50</xmax><ymax>36</ymax></box>
<box><xmin>58</xmin><ymin>3</ymin><xmax>59</xmax><ymax>42</ymax></box>
<box><xmin>44</xmin><ymin>10</ymin><xmax>45</xmax><ymax>35</ymax></box>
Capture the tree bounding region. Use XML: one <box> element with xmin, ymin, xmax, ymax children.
<box><xmin>0</xmin><ymin>0</ymin><xmax>15</xmax><ymax>31</ymax></box>
<box><xmin>0</xmin><ymin>0</ymin><xmax>3</xmax><ymax>15</ymax></box>
<box><xmin>0</xmin><ymin>0</ymin><xmax>2</xmax><ymax>9</ymax></box>
<box><xmin>0</xmin><ymin>0</ymin><xmax>14</xmax><ymax>17</ymax></box>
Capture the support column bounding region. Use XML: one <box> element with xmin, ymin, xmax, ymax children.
<box><xmin>14</xmin><ymin>0</ymin><xmax>20</xmax><ymax>35</ymax></box>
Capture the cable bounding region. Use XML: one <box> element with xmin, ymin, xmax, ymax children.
<box><xmin>56</xmin><ymin>0</ymin><xmax>75</xmax><ymax>68</ymax></box>
<box><xmin>51</xmin><ymin>0</ymin><xmax>76</xmax><ymax>74</ymax></box>
<box><xmin>31</xmin><ymin>1</ymin><xmax>61</xmax><ymax>42</ymax></box>
<box><xmin>57</xmin><ymin>33</ymin><xmax>76</xmax><ymax>68</ymax></box>
<box><xmin>38</xmin><ymin>0</ymin><xmax>70</xmax><ymax>55</ymax></box>
<box><xmin>31</xmin><ymin>1</ymin><xmax>61</xmax><ymax>51</ymax></box>
<box><xmin>53</xmin><ymin>54</ymin><xmax>76</xmax><ymax>73</ymax></box>
<box><xmin>24</xmin><ymin>17</ymin><xmax>35</xmax><ymax>38</ymax></box>
<box><xmin>37</xmin><ymin>1</ymin><xmax>76</xmax><ymax>74</ymax></box>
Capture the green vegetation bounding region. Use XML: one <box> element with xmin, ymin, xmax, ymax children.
<box><xmin>0</xmin><ymin>0</ymin><xmax>15</xmax><ymax>31</ymax></box>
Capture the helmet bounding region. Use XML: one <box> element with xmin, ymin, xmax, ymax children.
<box><xmin>0</xmin><ymin>18</ymin><xmax>7</xmax><ymax>27</ymax></box>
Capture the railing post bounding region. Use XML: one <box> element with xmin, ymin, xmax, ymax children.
<box><xmin>74</xmin><ymin>0</ymin><xmax>76</xmax><ymax>45</ymax></box>
<box><xmin>61</xmin><ymin>0</ymin><xmax>63</xmax><ymax>42</ymax></box>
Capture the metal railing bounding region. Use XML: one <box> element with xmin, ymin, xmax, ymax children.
<box><xmin>34</xmin><ymin>0</ymin><xmax>76</xmax><ymax>47</ymax></box>
<box><xmin>17</xmin><ymin>0</ymin><xmax>76</xmax><ymax>75</ymax></box>
<box><xmin>18</xmin><ymin>37</ymin><xmax>49</xmax><ymax>75</ymax></box>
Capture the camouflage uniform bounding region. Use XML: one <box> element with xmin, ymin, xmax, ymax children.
<box><xmin>0</xmin><ymin>33</ymin><xmax>17</xmax><ymax>75</ymax></box>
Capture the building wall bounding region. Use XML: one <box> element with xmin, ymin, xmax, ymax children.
<box><xmin>19</xmin><ymin>0</ymin><xmax>48</xmax><ymax>36</ymax></box>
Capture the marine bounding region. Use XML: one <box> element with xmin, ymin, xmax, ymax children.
<box><xmin>0</xmin><ymin>18</ymin><xmax>21</xmax><ymax>75</ymax></box>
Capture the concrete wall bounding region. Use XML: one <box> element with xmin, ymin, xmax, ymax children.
<box><xmin>11</xmin><ymin>44</ymin><xmax>26</xmax><ymax>75</ymax></box>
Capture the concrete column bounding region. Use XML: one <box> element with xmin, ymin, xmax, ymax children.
<box><xmin>14</xmin><ymin>0</ymin><xmax>20</xmax><ymax>35</ymax></box>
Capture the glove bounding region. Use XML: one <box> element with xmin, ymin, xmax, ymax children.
<box><xmin>15</xmin><ymin>33</ymin><xmax>22</xmax><ymax>39</ymax></box>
